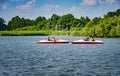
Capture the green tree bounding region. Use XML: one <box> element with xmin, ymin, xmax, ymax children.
<box><xmin>116</xmin><ymin>9</ymin><xmax>120</xmax><ymax>16</ymax></box>
<box><xmin>47</xmin><ymin>14</ymin><xmax>60</xmax><ymax>30</ymax></box>
<box><xmin>109</xmin><ymin>27</ymin><xmax>116</xmax><ymax>37</ymax></box>
<box><xmin>0</xmin><ymin>17</ymin><xmax>7</xmax><ymax>30</ymax></box>
<box><xmin>71</xmin><ymin>18</ymin><xmax>82</xmax><ymax>29</ymax></box>
<box><xmin>34</xmin><ymin>16</ymin><xmax>46</xmax><ymax>25</ymax></box>
<box><xmin>80</xmin><ymin>16</ymin><xmax>91</xmax><ymax>27</ymax></box>
<box><xmin>116</xmin><ymin>17</ymin><xmax>120</xmax><ymax>36</ymax></box>
<box><xmin>8</xmin><ymin>16</ymin><xmax>24</xmax><ymax>30</ymax></box>
<box><xmin>92</xmin><ymin>17</ymin><xmax>101</xmax><ymax>24</ymax></box>
<box><xmin>24</xmin><ymin>19</ymin><xmax>34</xmax><ymax>26</ymax></box>
<box><xmin>105</xmin><ymin>12</ymin><xmax>116</xmax><ymax>18</ymax></box>
<box><xmin>58</xmin><ymin>14</ymin><xmax>74</xmax><ymax>30</ymax></box>
<box><xmin>37</xmin><ymin>20</ymin><xmax>48</xmax><ymax>30</ymax></box>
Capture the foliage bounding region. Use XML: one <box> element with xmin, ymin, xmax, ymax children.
<box><xmin>57</xmin><ymin>14</ymin><xmax>74</xmax><ymax>30</ymax></box>
<box><xmin>0</xmin><ymin>31</ymin><xmax>50</xmax><ymax>36</ymax></box>
<box><xmin>0</xmin><ymin>8</ymin><xmax>120</xmax><ymax>37</ymax></box>
<box><xmin>8</xmin><ymin>16</ymin><xmax>34</xmax><ymax>30</ymax></box>
<box><xmin>37</xmin><ymin>20</ymin><xmax>48</xmax><ymax>30</ymax></box>
<box><xmin>47</xmin><ymin>14</ymin><xmax>60</xmax><ymax>30</ymax></box>
<box><xmin>34</xmin><ymin>16</ymin><xmax>46</xmax><ymax>25</ymax></box>
<box><xmin>15</xmin><ymin>26</ymin><xmax>39</xmax><ymax>31</ymax></box>
<box><xmin>0</xmin><ymin>18</ymin><xmax>7</xmax><ymax>30</ymax></box>
<box><xmin>80</xmin><ymin>16</ymin><xmax>91</xmax><ymax>27</ymax></box>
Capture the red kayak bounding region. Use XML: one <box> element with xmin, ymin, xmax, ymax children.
<box><xmin>37</xmin><ymin>39</ymin><xmax>69</xmax><ymax>44</ymax></box>
<box><xmin>72</xmin><ymin>39</ymin><xmax>104</xmax><ymax>44</ymax></box>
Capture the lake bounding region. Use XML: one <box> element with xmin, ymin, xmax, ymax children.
<box><xmin>0</xmin><ymin>36</ymin><xmax>120</xmax><ymax>76</ymax></box>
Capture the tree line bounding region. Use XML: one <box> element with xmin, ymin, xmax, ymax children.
<box><xmin>0</xmin><ymin>9</ymin><xmax>120</xmax><ymax>37</ymax></box>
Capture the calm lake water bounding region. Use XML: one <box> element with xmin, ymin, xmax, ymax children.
<box><xmin>0</xmin><ymin>36</ymin><xmax>120</xmax><ymax>76</ymax></box>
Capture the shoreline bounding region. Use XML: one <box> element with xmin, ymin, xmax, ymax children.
<box><xmin>0</xmin><ymin>31</ymin><xmax>120</xmax><ymax>38</ymax></box>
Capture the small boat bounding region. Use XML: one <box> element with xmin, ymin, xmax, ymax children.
<box><xmin>37</xmin><ymin>39</ymin><xmax>69</xmax><ymax>44</ymax></box>
<box><xmin>72</xmin><ymin>39</ymin><xmax>104</xmax><ymax>44</ymax></box>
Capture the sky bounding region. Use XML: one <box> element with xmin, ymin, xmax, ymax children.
<box><xmin>0</xmin><ymin>0</ymin><xmax>120</xmax><ymax>22</ymax></box>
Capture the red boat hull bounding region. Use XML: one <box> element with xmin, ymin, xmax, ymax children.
<box><xmin>37</xmin><ymin>42</ymin><xmax>69</xmax><ymax>44</ymax></box>
<box><xmin>72</xmin><ymin>42</ymin><xmax>104</xmax><ymax>44</ymax></box>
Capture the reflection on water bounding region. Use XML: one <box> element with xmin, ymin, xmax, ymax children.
<box><xmin>0</xmin><ymin>36</ymin><xmax>120</xmax><ymax>76</ymax></box>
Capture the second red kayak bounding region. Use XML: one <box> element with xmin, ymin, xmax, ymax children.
<box><xmin>72</xmin><ymin>39</ymin><xmax>104</xmax><ymax>44</ymax></box>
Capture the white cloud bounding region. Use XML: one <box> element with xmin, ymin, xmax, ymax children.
<box><xmin>40</xmin><ymin>4</ymin><xmax>60</xmax><ymax>11</ymax></box>
<box><xmin>17</xmin><ymin>5</ymin><xmax>29</xmax><ymax>10</ymax></box>
<box><xmin>81</xmin><ymin>0</ymin><xmax>116</xmax><ymax>6</ymax></box>
<box><xmin>16</xmin><ymin>0</ymin><xmax>36</xmax><ymax>10</ymax></box>
<box><xmin>69</xmin><ymin>6</ymin><xmax>80</xmax><ymax>13</ymax></box>
<box><xmin>81</xmin><ymin>0</ymin><xmax>97</xmax><ymax>5</ymax></box>
<box><xmin>106</xmin><ymin>0</ymin><xmax>115</xmax><ymax>3</ymax></box>
<box><xmin>0</xmin><ymin>3</ymin><xmax>8</xmax><ymax>10</ymax></box>
<box><xmin>27</xmin><ymin>0</ymin><xmax>36</xmax><ymax>5</ymax></box>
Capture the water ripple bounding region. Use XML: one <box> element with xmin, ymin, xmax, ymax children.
<box><xmin>0</xmin><ymin>36</ymin><xmax>120</xmax><ymax>76</ymax></box>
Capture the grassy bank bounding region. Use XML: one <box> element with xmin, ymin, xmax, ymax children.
<box><xmin>0</xmin><ymin>31</ymin><xmax>82</xmax><ymax>36</ymax></box>
<box><xmin>0</xmin><ymin>31</ymin><xmax>119</xmax><ymax>37</ymax></box>
<box><xmin>0</xmin><ymin>31</ymin><xmax>50</xmax><ymax>36</ymax></box>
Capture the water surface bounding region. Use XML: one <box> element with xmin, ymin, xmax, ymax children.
<box><xmin>0</xmin><ymin>36</ymin><xmax>120</xmax><ymax>76</ymax></box>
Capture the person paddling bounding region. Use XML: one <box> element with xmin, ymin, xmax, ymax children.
<box><xmin>84</xmin><ymin>36</ymin><xmax>89</xmax><ymax>41</ymax></box>
<box><xmin>52</xmin><ymin>37</ymin><xmax>56</xmax><ymax>42</ymax></box>
<box><xmin>48</xmin><ymin>36</ymin><xmax>51</xmax><ymax>41</ymax></box>
<box><xmin>90</xmin><ymin>36</ymin><xmax>95</xmax><ymax>41</ymax></box>
<box><xmin>84</xmin><ymin>36</ymin><xmax>95</xmax><ymax>41</ymax></box>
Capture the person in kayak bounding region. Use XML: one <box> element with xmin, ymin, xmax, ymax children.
<box><xmin>52</xmin><ymin>37</ymin><xmax>59</xmax><ymax>42</ymax></box>
<box><xmin>48</xmin><ymin>36</ymin><xmax>51</xmax><ymax>41</ymax></box>
<box><xmin>52</xmin><ymin>37</ymin><xmax>56</xmax><ymax>42</ymax></box>
<box><xmin>90</xmin><ymin>36</ymin><xmax>95</xmax><ymax>41</ymax></box>
<box><xmin>84</xmin><ymin>36</ymin><xmax>95</xmax><ymax>41</ymax></box>
<box><xmin>84</xmin><ymin>36</ymin><xmax>89</xmax><ymax>41</ymax></box>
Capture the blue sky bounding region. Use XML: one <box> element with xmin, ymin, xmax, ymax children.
<box><xmin>0</xmin><ymin>0</ymin><xmax>120</xmax><ymax>22</ymax></box>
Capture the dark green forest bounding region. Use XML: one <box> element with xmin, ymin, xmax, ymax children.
<box><xmin>0</xmin><ymin>9</ymin><xmax>120</xmax><ymax>37</ymax></box>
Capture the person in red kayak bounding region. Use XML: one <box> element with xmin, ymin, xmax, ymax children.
<box><xmin>48</xmin><ymin>36</ymin><xmax>51</xmax><ymax>41</ymax></box>
<box><xmin>84</xmin><ymin>36</ymin><xmax>89</xmax><ymax>41</ymax></box>
<box><xmin>52</xmin><ymin>37</ymin><xmax>59</xmax><ymax>42</ymax></box>
<box><xmin>84</xmin><ymin>36</ymin><xmax>95</xmax><ymax>41</ymax></box>
<box><xmin>90</xmin><ymin>36</ymin><xmax>95</xmax><ymax>41</ymax></box>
